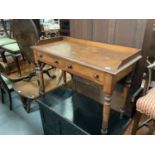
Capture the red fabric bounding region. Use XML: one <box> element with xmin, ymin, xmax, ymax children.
<box><xmin>137</xmin><ymin>87</ymin><xmax>155</xmax><ymax>118</ymax></box>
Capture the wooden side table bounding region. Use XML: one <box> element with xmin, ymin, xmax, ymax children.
<box><xmin>32</xmin><ymin>37</ymin><xmax>142</xmax><ymax>134</ymax></box>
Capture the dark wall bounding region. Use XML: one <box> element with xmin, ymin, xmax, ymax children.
<box><xmin>70</xmin><ymin>19</ymin><xmax>147</xmax><ymax>49</ymax></box>
<box><xmin>70</xmin><ymin>19</ymin><xmax>93</xmax><ymax>40</ymax></box>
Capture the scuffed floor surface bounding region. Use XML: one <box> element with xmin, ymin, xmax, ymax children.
<box><xmin>0</xmin><ymin>92</ymin><xmax>43</xmax><ymax>135</ymax></box>
<box><xmin>0</xmin><ymin>89</ymin><xmax>154</xmax><ymax>135</ymax></box>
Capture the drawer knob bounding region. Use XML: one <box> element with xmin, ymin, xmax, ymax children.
<box><xmin>39</xmin><ymin>54</ymin><xmax>43</xmax><ymax>58</ymax></box>
<box><xmin>54</xmin><ymin>60</ymin><xmax>59</xmax><ymax>64</ymax></box>
<box><xmin>94</xmin><ymin>74</ymin><xmax>100</xmax><ymax>80</ymax></box>
<box><xmin>67</xmin><ymin>64</ymin><xmax>73</xmax><ymax>69</ymax></box>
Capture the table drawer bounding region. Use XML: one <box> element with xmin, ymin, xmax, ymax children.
<box><xmin>63</xmin><ymin>62</ymin><xmax>104</xmax><ymax>84</ymax></box>
<box><xmin>37</xmin><ymin>52</ymin><xmax>62</xmax><ymax>68</ymax></box>
<box><xmin>37</xmin><ymin>51</ymin><xmax>104</xmax><ymax>84</ymax></box>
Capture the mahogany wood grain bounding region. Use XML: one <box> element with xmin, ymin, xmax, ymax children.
<box><xmin>34</xmin><ymin>37</ymin><xmax>141</xmax><ymax>73</ymax></box>
<box><xmin>32</xmin><ymin>36</ymin><xmax>141</xmax><ymax>134</ymax></box>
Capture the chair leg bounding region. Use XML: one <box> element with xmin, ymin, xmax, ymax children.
<box><xmin>1</xmin><ymin>88</ymin><xmax>4</xmax><ymax>104</ymax></box>
<box><xmin>150</xmin><ymin>120</ymin><xmax>155</xmax><ymax>135</ymax></box>
<box><xmin>1</xmin><ymin>51</ymin><xmax>7</xmax><ymax>63</ymax></box>
<box><xmin>20</xmin><ymin>96</ymin><xmax>32</xmax><ymax>113</ymax></box>
<box><xmin>8</xmin><ymin>92</ymin><xmax>13</xmax><ymax>111</ymax></box>
<box><xmin>26</xmin><ymin>99</ymin><xmax>32</xmax><ymax>113</ymax></box>
<box><xmin>21</xmin><ymin>53</ymin><xmax>26</xmax><ymax>61</ymax></box>
<box><xmin>131</xmin><ymin>111</ymin><xmax>142</xmax><ymax>135</ymax></box>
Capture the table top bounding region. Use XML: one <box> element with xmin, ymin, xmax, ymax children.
<box><xmin>32</xmin><ymin>37</ymin><xmax>141</xmax><ymax>74</ymax></box>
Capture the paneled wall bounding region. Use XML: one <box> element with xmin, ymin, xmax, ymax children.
<box><xmin>70</xmin><ymin>19</ymin><xmax>93</xmax><ymax>40</ymax></box>
<box><xmin>92</xmin><ymin>19</ymin><xmax>115</xmax><ymax>43</ymax></box>
<box><xmin>70</xmin><ymin>19</ymin><xmax>147</xmax><ymax>48</ymax></box>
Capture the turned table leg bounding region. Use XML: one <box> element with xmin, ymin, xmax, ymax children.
<box><xmin>101</xmin><ymin>93</ymin><xmax>112</xmax><ymax>134</ymax></box>
<box><xmin>101</xmin><ymin>73</ymin><xmax>115</xmax><ymax>134</ymax></box>
<box><xmin>120</xmin><ymin>77</ymin><xmax>132</xmax><ymax>119</ymax></box>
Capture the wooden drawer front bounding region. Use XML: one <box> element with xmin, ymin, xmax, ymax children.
<box><xmin>64</xmin><ymin>62</ymin><xmax>104</xmax><ymax>84</ymax></box>
<box><xmin>37</xmin><ymin>51</ymin><xmax>62</xmax><ymax>68</ymax></box>
<box><xmin>36</xmin><ymin>51</ymin><xmax>104</xmax><ymax>84</ymax></box>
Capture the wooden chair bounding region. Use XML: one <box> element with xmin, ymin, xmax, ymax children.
<box><xmin>0</xmin><ymin>20</ymin><xmax>23</xmax><ymax>75</ymax></box>
<box><xmin>5</xmin><ymin>20</ymin><xmax>57</xmax><ymax>112</ymax></box>
<box><xmin>13</xmin><ymin>69</ymin><xmax>68</xmax><ymax>112</ymax></box>
<box><xmin>0</xmin><ymin>20</ymin><xmax>38</xmax><ymax>111</ymax></box>
<box><xmin>0</xmin><ymin>74</ymin><xmax>13</xmax><ymax>110</ymax></box>
<box><xmin>0</xmin><ymin>19</ymin><xmax>16</xmax><ymax>60</ymax></box>
<box><xmin>0</xmin><ymin>37</ymin><xmax>16</xmax><ymax>63</ymax></box>
<box><xmin>11</xmin><ymin>19</ymin><xmax>56</xmax><ymax>80</ymax></box>
<box><xmin>0</xmin><ymin>20</ymin><xmax>68</xmax><ymax>112</ymax></box>
<box><xmin>132</xmin><ymin>59</ymin><xmax>155</xmax><ymax>134</ymax></box>
<box><xmin>0</xmin><ymin>65</ymin><xmax>60</xmax><ymax>112</ymax></box>
<box><xmin>1</xmin><ymin>43</ymin><xmax>22</xmax><ymax>76</ymax></box>
<box><xmin>0</xmin><ymin>19</ymin><xmax>12</xmax><ymax>38</ymax></box>
<box><xmin>0</xmin><ymin>61</ymin><xmax>30</xmax><ymax>110</ymax></box>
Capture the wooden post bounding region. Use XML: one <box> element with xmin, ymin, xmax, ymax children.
<box><xmin>120</xmin><ymin>73</ymin><xmax>134</xmax><ymax>118</ymax></box>
<box><xmin>101</xmin><ymin>73</ymin><xmax>114</xmax><ymax>134</ymax></box>
<box><xmin>101</xmin><ymin>93</ymin><xmax>112</xmax><ymax>134</ymax></box>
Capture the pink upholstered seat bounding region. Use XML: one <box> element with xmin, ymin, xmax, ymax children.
<box><xmin>136</xmin><ymin>87</ymin><xmax>155</xmax><ymax>118</ymax></box>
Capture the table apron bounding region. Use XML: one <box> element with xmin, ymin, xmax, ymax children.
<box><xmin>36</xmin><ymin>51</ymin><xmax>105</xmax><ymax>85</ymax></box>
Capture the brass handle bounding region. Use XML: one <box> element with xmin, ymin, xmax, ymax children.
<box><xmin>67</xmin><ymin>64</ymin><xmax>73</xmax><ymax>69</ymax></box>
<box><xmin>54</xmin><ymin>60</ymin><xmax>59</xmax><ymax>64</ymax></box>
<box><xmin>94</xmin><ymin>74</ymin><xmax>100</xmax><ymax>80</ymax></box>
<box><xmin>39</xmin><ymin>54</ymin><xmax>43</xmax><ymax>58</ymax></box>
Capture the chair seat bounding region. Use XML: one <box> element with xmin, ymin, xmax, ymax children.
<box><xmin>136</xmin><ymin>87</ymin><xmax>155</xmax><ymax>118</ymax></box>
<box><xmin>0</xmin><ymin>37</ymin><xmax>16</xmax><ymax>46</ymax></box>
<box><xmin>13</xmin><ymin>69</ymin><xmax>70</xmax><ymax>99</ymax></box>
<box><xmin>2</xmin><ymin>43</ymin><xmax>20</xmax><ymax>53</ymax></box>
